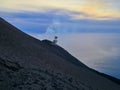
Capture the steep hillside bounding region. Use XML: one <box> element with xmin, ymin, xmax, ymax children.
<box><xmin>0</xmin><ymin>17</ymin><xmax>120</xmax><ymax>90</ymax></box>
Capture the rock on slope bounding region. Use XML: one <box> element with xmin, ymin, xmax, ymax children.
<box><xmin>0</xmin><ymin>17</ymin><xmax>120</xmax><ymax>90</ymax></box>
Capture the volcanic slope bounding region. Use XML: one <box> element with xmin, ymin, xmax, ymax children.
<box><xmin>0</xmin><ymin>17</ymin><xmax>120</xmax><ymax>90</ymax></box>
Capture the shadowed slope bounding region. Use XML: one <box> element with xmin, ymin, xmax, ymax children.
<box><xmin>0</xmin><ymin>17</ymin><xmax>120</xmax><ymax>90</ymax></box>
<box><xmin>42</xmin><ymin>40</ymin><xmax>87</xmax><ymax>67</ymax></box>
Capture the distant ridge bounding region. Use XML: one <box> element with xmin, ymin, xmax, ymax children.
<box><xmin>0</xmin><ymin>17</ymin><xmax>120</xmax><ymax>90</ymax></box>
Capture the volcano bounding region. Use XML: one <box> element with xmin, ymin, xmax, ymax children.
<box><xmin>0</xmin><ymin>17</ymin><xmax>120</xmax><ymax>90</ymax></box>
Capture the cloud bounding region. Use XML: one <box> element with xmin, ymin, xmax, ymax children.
<box><xmin>0</xmin><ymin>0</ymin><xmax>120</xmax><ymax>20</ymax></box>
<box><xmin>0</xmin><ymin>10</ymin><xmax>67</xmax><ymax>33</ymax></box>
<box><xmin>31</xmin><ymin>33</ymin><xmax>120</xmax><ymax>78</ymax></box>
<box><xmin>31</xmin><ymin>33</ymin><xmax>120</xmax><ymax>63</ymax></box>
<box><xmin>43</xmin><ymin>15</ymin><xmax>120</xmax><ymax>34</ymax></box>
<box><xmin>0</xmin><ymin>9</ymin><xmax>120</xmax><ymax>34</ymax></box>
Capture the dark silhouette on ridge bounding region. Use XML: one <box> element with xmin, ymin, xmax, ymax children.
<box><xmin>53</xmin><ymin>36</ymin><xmax>58</xmax><ymax>44</ymax></box>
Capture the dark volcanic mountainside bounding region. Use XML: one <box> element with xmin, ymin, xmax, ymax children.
<box><xmin>0</xmin><ymin>17</ymin><xmax>120</xmax><ymax>90</ymax></box>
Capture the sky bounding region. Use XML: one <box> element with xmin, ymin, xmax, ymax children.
<box><xmin>0</xmin><ymin>0</ymin><xmax>120</xmax><ymax>34</ymax></box>
<box><xmin>0</xmin><ymin>0</ymin><xmax>120</xmax><ymax>78</ymax></box>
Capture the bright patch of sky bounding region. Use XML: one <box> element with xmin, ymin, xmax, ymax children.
<box><xmin>0</xmin><ymin>0</ymin><xmax>120</xmax><ymax>33</ymax></box>
<box><xmin>0</xmin><ymin>0</ymin><xmax>120</xmax><ymax>20</ymax></box>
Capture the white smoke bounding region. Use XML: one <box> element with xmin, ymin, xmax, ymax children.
<box><xmin>46</xmin><ymin>15</ymin><xmax>62</xmax><ymax>35</ymax></box>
